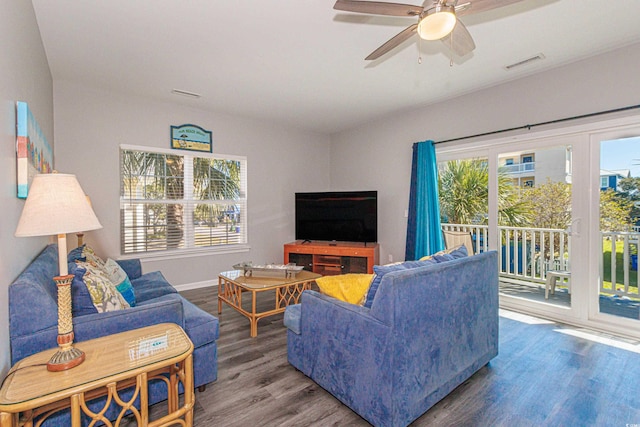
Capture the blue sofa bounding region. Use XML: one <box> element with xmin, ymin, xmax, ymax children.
<box><xmin>9</xmin><ymin>244</ymin><xmax>219</xmax><ymax>424</ymax></box>
<box><xmin>285</xmin><ymin>251</ymin><xmax>499</xmax><ymax>427</ymax></box>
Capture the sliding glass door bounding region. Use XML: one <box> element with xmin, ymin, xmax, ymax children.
<box><xmin>495</xmin><ymin>144</ymin><xmax>575</xmax><ymax>312</ymax></box>
<box><xmin>437</xmin><ymin>133</ymin><xmax>587</xmax><ymax>327</ymax></box>
<box><xmin>591</xmin><ymin>132</ymin><xmax>640</xmax><ymax>331</ymax></box>
<box><xmin>437</xmin><ymin>117</ymin><xmax>640</xmax><ymax>337</ymax></box>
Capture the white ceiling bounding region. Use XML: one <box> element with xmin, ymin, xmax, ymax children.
<box><xmin>31</xmin><ymin>0</ymin><xmax>640</xmax><ymax>135</ymax></box>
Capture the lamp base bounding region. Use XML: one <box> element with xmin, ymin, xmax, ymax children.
<box><xmin>47</xmin><ymin>346</ymin><xmax>85</xmax><ymax>372</ymax></box>
<box><xmin>49</xmin><ymin>273</ymin><xmax>85</xmax><ymax>372</ymax></box>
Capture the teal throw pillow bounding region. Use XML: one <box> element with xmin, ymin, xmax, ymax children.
<box><xmin>104</xmin><ymin>258</ymin><xmax>136</xmax><ymax>307</ymax></box>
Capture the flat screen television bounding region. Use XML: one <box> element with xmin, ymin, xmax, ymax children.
<box><xmin>295</xmin><ymin>191</ymin><xmax>377</xmax><ymax>243</ymax></box>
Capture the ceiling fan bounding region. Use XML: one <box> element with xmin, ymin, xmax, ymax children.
<box><xmin>334</xmin><ymin>0</ymin><xmax>526</xmax><ymax>60</ymax></box>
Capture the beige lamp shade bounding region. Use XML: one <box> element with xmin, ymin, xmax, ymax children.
<box><xmin>15</xmin><ymin>173</ymin><xmax>102</xmax><ymax>237</ymax></box>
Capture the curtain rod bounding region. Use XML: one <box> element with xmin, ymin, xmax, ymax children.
<box><xmin>434</xmin><ymin>104</ymin><xmax>640</xmax><ymax>145</ymax></box>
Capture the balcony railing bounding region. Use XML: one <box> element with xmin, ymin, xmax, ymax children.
<box><xmin>499</xmin><ymin>162</ymin><xmax>535</xmax><ymax>174</ymax></box>
<box><xmin>601</xmin><ymin>232</ymin><xmax>639</xmax><ymax>297</ymax></box>
<box><xmin>442</xmin><ymin>223</ymin><xmax>639</xmax><ymax>298</ymax></box>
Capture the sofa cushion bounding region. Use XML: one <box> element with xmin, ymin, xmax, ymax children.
<box><xmin>130</xmin><ymin>271</ymin><xmax>177</xmax><ymax>302</ymax></box>
<box><xmin>75</xmin><ymin>261</ymin><xmax>130</xmax><ymax>312</ymax></box>
<box><xmin>182</xmin><ymin>298</ymin><xmax>219</xmax><ymax>346</ymax></box>
<box><xmin>421</xmin><ymin>244</ymin><xmax>468</xmax><ymax>263</ymax></box>
<box><xmin>433</xmin><ymin>244</ymin><xmax>468</xmax><ymax>262</ymax></box>
<box><xmin>68</xmin><ymin>244</ymin><xmax>86</xmax><ymax>263</ymax></box>
<box><xmin>70</xmin><ymin>261</ymin><xmax>99</xmax><ymax>316</ymax></box>
<box><xmin>363</xmin><ymin>258</ymin><xmax>437</xmax><ymax>308</ymax></box>
<box><xmin>316</xmin><ymin>274</ymin><xmax>374</xmax><ymax>305</ymax></box>
<box><xmin>104</xmin><ymin>258</ymin><xmax>136</xmax><ymax>307</ymax></box>
<box><xmin>115</xmin><ymin>259</ymin><xmax>142</xmax><ymax>280</ymax></box>
<box><xmin>447</xmin><ymin>244</ymin><xmax>468</xmax><ymax>259</ymax></box>
<box><xmin>284</xmin><ymin>303</ymin><xmax>302</xmax><ymax>335</ymax></box>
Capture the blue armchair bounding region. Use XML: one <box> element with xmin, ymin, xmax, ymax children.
<box><xmin>285</xmin><ymin>251</ymin><xmax>499</xmax><ymax>427</ymax></box>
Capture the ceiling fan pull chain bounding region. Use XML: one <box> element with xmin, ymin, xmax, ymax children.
<box><xmin>418</xmin><ymin>34</ymin><xmax>423</xmax><ymax>64</ymax></box>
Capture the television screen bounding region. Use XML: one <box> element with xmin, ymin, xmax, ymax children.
<box><xmin>295</xmin><ymin>191</ymin><xmax>377</xmax><ymax>243</ymax></box>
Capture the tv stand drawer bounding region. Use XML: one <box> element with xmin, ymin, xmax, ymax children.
<box><xmin>315</xmin><ymin>255</ymin><xmax>341</xmax><ymax>264</ymax></box>
<box><xmin>315</xmin><ymin>265</ymin><xmax>343</xmax><ymax>276</ymax></box>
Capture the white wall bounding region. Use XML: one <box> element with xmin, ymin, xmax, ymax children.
<box><xmin>54</xmin><ymin>81</ymin><xmax>330</xmax><ymax>288</ymax></box>
<box><xmin>330</xmin><ymin>43</ymin><xmax>640</xmax><ymax>264</ymax></box>
<box><xmin>0</xmin><ymin>0</ymin><xmax>54</xmax><ymax>375</ymax></box>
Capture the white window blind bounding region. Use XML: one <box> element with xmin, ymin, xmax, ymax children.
<box><xmin>120</xmin><ymin>145</ymin><xmax>247</xmax><ymax>255</ymax></box>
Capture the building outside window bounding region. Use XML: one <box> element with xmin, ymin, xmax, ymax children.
<box><xmin>600</xmin><ymin>176</ymin><xmax>609</xmax><ymax>189</ymax></box>
<box><xmin>521</xmin><ymin>154</ymin><xmax>534</xmax><ymax>171</ymax></box>
<box><xmin>120</xmin><ymin>145</ymin><xmax>247</xmax><ymax>255</ymax></box>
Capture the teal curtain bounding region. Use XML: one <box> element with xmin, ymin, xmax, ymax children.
<box><xmin>405</xmin><ymin>140</ymin><xmax>444</xmax><ymax>260</ymax></box>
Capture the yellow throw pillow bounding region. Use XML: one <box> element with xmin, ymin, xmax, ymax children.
<box><xmin>316</xmin><ymin>274</ymin><xmax>374</xmax><ymax>305</ymax></box>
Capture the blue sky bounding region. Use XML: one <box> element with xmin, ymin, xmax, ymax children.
<box><xmin>600</xmin><ymin>137</ymin><xmax>640</xmax><ymax>177</ymax></box>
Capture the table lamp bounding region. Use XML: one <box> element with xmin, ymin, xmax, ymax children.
<box><xmin>15</xmin><ymin>173</ymin><xmax>102</xmax><ymax>371</ymax></box>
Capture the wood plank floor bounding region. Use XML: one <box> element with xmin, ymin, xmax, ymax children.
<box><xmin>148</xmin><ymin>287</ymin><xmax>640</xmax><ymax>426</ymax></box>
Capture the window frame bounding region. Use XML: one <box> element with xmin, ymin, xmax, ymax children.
<box><xmin>119</xmin><ymin>144</ymin><xmax>249</xmax><ymax>259</ymax></box>
<box><xmin>600</xmin><ymin>176</ymin><xmax>609</xmax><ymax>189</ymax></box>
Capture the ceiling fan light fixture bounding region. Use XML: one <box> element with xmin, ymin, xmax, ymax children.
<box><xmin>418</xmin><ymin>4</ymin><xmax>456</xmax><ymax>41</ymax></box>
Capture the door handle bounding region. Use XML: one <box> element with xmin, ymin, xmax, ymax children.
<box><xmin>569</xmin><ymin>218</ymin><xmax>581</xmax><ymax>238</ymax></box>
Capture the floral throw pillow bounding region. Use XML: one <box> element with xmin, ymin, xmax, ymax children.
<box><xmin>83</xmin><ymin>245</ymin><xmax>107</xmax><ymax>270</ymax></box>
<box><xmin>76</xmin><ymin>260</ymin><xmax>130</xmax><ymax>312</ymax></box>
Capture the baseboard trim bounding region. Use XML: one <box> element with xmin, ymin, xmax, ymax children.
<box><xmin>174</xmin><ymin>279</ymin><xmax>218</xmax><ymax>292</ymax></box>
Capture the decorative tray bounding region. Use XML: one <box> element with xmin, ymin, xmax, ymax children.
<box><xmin>232</xmin><ymin>262</ymin><xmax>304</xmax><ymax>278</ymax></box>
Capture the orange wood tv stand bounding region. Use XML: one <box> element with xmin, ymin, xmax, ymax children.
<box><xmin>284</xmin><ymin>241</ymin><xmax>379</xmax><ymax>275</ymax></box>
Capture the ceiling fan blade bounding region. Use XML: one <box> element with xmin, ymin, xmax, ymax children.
<box><xmin>334</xmin><ymin>0</ymin><xmax>423</xmax><ymax>16</ymax></box>
<box><xmin>456</xmin><ymin>0</ymin><xmax>526</xmax><ymax>17</ymax></box>
<box><xmin>441</xmin><ymin>20</ymin><xmax>476</xmax><ymax>56</ymax></box>
<box><xmin>365</xmin><ymin>23</ymin><xmax>418</xmax><ymax>60</ymax></box>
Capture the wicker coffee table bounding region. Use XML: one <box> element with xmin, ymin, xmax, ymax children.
<box><xmin>218</xmin><ymin>270</ymin><xmax>321</xmax><ymax>337</ymax></box>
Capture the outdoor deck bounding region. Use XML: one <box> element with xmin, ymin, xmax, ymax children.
<box><xmin>499</xmin><ymin>280</ymin><xmax>640</xmax><ymax>320</ymax></box>
<box><xmin>443</xmin><ymin>223</ymin><xmax>639</xmax><ymax>321</ymax></box>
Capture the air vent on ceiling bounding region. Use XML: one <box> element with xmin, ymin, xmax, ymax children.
<box><xmin>504</xmin><ymin>53</ymin><xmax>546</xmax><ymax>71</ymax></box>
<box><xmin>171</xmin><ymin>89</ymin><xmax>201</xmax><ymax>99</ymax></box>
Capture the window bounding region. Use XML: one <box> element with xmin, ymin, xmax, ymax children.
<box><xmin>600</xmin><ymin>176</ymin><xmax>608</xmax><ymax>189</ymax></box>
<box><xmin>120</xmin><ymin>146</ymin><xmax>247</xmax><ymax>255</ymax></box>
